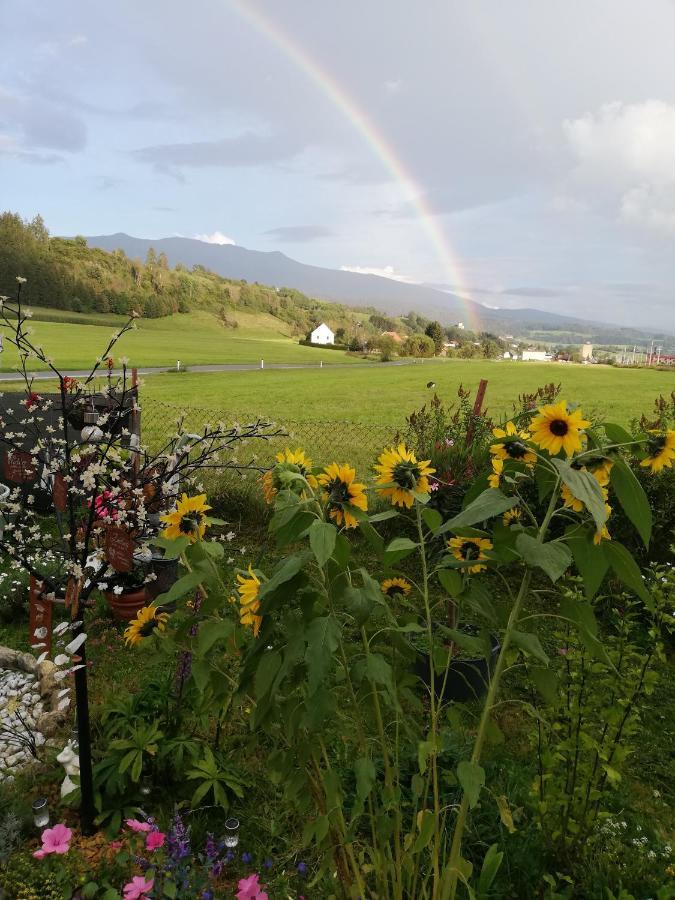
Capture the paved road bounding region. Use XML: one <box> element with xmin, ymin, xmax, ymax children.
<box><xmin>0</xmin><ymin>358</ymin><xmax>431</xmax><ymax>382</ymax></box>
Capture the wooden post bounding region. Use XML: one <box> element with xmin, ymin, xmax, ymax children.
<box><xmin>29</xmin><ymin>577</ymin><xmax>52</xmax><ymax>655</ymax></box>
<box><xmin>465</xmin><ymin>379</ymin><xmax>488</xmax><ymax>447</ymax></box>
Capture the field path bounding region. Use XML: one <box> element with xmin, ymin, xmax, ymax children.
<box><xmin>0</xmin><ymin>358</ymin><xmax>427</xmax><ymax>381</ymax></box>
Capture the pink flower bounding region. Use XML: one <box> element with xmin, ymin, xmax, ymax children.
<box><xmin>33</xmin><ymin>823</ymin><xmax>72</xmax><ymax>857</ymax></box>
<box><xmin>125</xmin><ymin>818</ymin><xmax>152</xmax><ymax>833</ymax></box>
<box><xmin>123</xmin><ymin>876</ymin><xmax>154</xmax><ymax>900</ymax></box>
<box><xmin>145</xmin><ymin>830</ymin><xmax>166</xmax><ymax>851</ymax></box>
<box><xmin>236</xmin><ymin>873</ymin><xmax>268</xmax><ymax>900</ymax></box>
<box><xmin>109</xmin><ymin>840</ymin><xmax>122</xmax><ymax>850</ymax></box>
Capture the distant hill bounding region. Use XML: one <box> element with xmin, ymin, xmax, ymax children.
<box><xmin>85</xmin><ymin>233</ymin><xmax>674</xmax><ymax>348</ymax></box>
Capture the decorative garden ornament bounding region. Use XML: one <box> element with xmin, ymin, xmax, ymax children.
<box><xmin>56</xmin><ymin>740</ymin><xmax>80</xmax><ymax>799</ymax></box>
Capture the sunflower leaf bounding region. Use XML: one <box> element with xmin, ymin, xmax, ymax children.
<box><xmin>609</xmin><ymin>457</ymin><xmax>652</xmax><ymax>547</ymax></box>
<box><xmin>436</xmin><ymin>489</ymin><xmax>517</xmax><ymax>534</ymax></box>
<box><xmin>516</xmin><ymin>533</ymin><xmax>572</xmax><ymax>583</ymax></box>
<box><xmin>309</xmin><ymin>520</ymin><xmax>337</xmax><ymax>567</ymax></box>
<box><xmin>551</xmin><ymin>460</ymin><xmax>607</xmax><ymax>531</ymax></box>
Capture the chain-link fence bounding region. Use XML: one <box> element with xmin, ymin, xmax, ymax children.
<box><xmin>140</xmin><ymin>398</ymin><xmax>400</xmax><ymax>473</ymax></box>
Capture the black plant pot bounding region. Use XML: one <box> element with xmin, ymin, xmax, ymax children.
<box><xmin>414</xmin><ymin>633</ymin><xmax>500</xmax><ymax>702</ymax></box>
<box><xmin>146</xmin><ymin>554</ymin><xmax>179</xmax><ymax>601</ymax></box>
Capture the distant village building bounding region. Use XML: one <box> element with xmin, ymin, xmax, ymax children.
<box><xmin>456</xmin><ymin>322</ymin><xmax>465</xmax><ymax>330</ymax></box>
<box><xmin>503</xmin><ymin>351</ymin><xmax>514</xmax><ymax>359</ymax></box>
<box><xmin>521</xmin><ymin>349</ymin><xmax>550</xmax><ymax>362</ymax></box>
<box><xmin>444</xmin><ymin>341</ymin><xmax>458</xmax><ymax>349</ymax></box>
<box><xmin>581</xmin><ymin>342</ymin><xmax>594</xmax><ymax>361</ymax></box>
<box><xmin>381</xmin><ymin>330</ymin><xmax>403</xmax><ymax>343</ymax></box>
<box><xmin>310</xmin><ymin>323</ymin><xmax>335</xmax><ymax>345</ymax></box>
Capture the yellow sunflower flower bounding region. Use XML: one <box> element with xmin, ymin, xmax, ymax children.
<box><xmin>488</xmin><ymin>457</ymin><xmax>503</xmax><ymax>489</ymax></box>
<box><xmin>317</xmin><ymin>463</ymin><xmax>368</xmax><ymax>528</ymax></box>
<box><xmin>124</xmin><ymin>606</ymin><xmax>169</xmax><ymax>647</ymax></box>
<box><xmin>491</xmin><ymin>421</ymin><xmax>537</xmax><ymax>467</ymax></box>
<box><xmin>586</xmin><ymin>457</ymin><xmax>614</xmax><ymax>487</ymax></box>
<box><xmin>502</xmin><ymin>507</ymin><xmax>522</xmax><ymax>526</ymax></box>
<box><xmin>160</xmin><ymin>494</ymin><xmax>211</xmax><ymax>543</ymax></box>
<box><xmin>232</xmin><ymin>565</ymin><xmax>263</xmax><ymax>637</ymax></box>
<box><xmin>529</xmin><ymin>401</ymin><xmax>591</xmax><ymax>457</ymax></box>
<box><xmin>593</xmin><ymin>503</ymin><xmax>613</xmax><ymax>545</ymax></box>
<box><xmin>381</xmin><ymin>577</ymin><xmax>412</xmax><ymax>599</ymax></box>
<box><xmin>374</xmin><ymin>443</ymin><xmax>435</xmax><ymax>508</ymax></box>
<box><xmin>640</xmin><ymin>430</ymin><xmax>675</xmax><ymax>474</ymax></box>
<box><xmin>261</xmin><ymin>447</ymin><xmax>318</xmax><ymax>505</ymax></box>
<box><xmin>447</xmin><ymin>536</ymin><xmax>493</xmax><ymax>574</ymax></box>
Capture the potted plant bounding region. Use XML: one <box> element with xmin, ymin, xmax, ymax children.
<box><xmin>104</xmin><ymin>568</ymin><xmax>152</xmax><ymax>621</ymax></box>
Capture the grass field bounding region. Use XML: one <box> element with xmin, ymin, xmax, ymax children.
<box><xmin>140</xmin><ymin>358</ymin><xmax>674</xmax><ymax>425</ymax></box>
<box><xmin>0</xmin><ymin>308</ymin><xmax>365</xmax><ymax>369</ymax></box>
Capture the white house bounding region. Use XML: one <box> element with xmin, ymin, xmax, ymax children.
<box><xmin>310</xmin><ymin>323</ymin><xmax>335</xmax><ymax>345</ymax></box>
<box><xmin>521</xmin><ymin>349</ymin><xmax>550</xmax><ymax>362</ymax></box>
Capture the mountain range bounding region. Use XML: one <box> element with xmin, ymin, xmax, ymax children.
<box><xmin>85</xmin><ymin>233</ymin><xmax>673</xmax><ymax>347</ymax></box>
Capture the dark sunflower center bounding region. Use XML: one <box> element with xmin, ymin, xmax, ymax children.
<box><xmin>647</xmin><ymin>435</ymin><xmax>666</xmax><ymax>456</ymax></box>
<box><xmin>179</xmin><ymin>513</ymin><xmax>202</xmax><ymax>534</ymax></box>
<box><xmin>139</xmin><ymin>618</ymin><xmax>157</xmax><ymax>637</ymax></box>
<box><xmin>549</xmin><ymin>419</ymin><xmax>569</xmax><ymax>437</ymax></box>
<box><xmin>328</xmin><ymin>479</ymin><xmax>351</xmax><ymax>506</ymax></box>
<box><xmin>505</xmin><ymin>440</ymin><xmax>528</xmax><ymax>459</ymax></box>
<box><xmin>393</xmin><ymin>460</ymin><xmax>421</xmax><ymax>489</ymax></box>
<box><xmin>460</xmin><ymin>541</ymin><xmax>480</xmax><ymax>560</ymax></box>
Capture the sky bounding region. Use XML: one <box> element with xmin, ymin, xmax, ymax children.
<box><xmin>2</xmin><ymin>0</ymin><xmax>675</xmax><ymax>331</ymax></box>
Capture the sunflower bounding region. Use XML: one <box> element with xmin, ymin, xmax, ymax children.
<box><xmin>381</xmin><ymin>577</ymin><xmax>412</xmax><ymax>599</ymax></box>
<box><xmin>124</xmin><ymin>606</ymin><xmax>169</xmax><ymax>647</ymax></box>
<box><xmin>160</xmin><ymin>494</ymin><xmax>211</xmax><ymax>543</ymax></box>
<box><xmin>231</xmin><ymin>566</ymin><xmax>263</xmax><ymax>637</ymax></box>
<box><xmin>593</xmin><ymin>503</ymin><xmax>613</xmax><ymax>545</ymax></box>
<box><xmin>374</xmin><ymin>444</ymin><xmax>435</xmax><ymax>508</ymax></box>
<box><xmin>261</xmin><ymin>447</ymin><xmax>318</xmax><ymax>505</ymax></box>
<box><xmin>317</xmin><ymin>463</ymin><xmax>368</xmax><ymax>528</ymax></box>
<box><xmin>586</xmin><ymin>457</ymin><xmax>614</xmax><ymax>487</ymax></box>
<box><xmin>491</xmin><ymin>421</ymin><xmax>537</xmax><ymax>467</ymax></box>
<box><xmin>502</xmin><ymin>507</ymin><xmax>522</xmax><ymax>526</ymax></box>
<box><xmin>447</xmin><ymin>535</ymin><xmax>493</xmax><ymax>574</ymax></box>
<box><xmin>529</xmin><ymin>401</ymin><xmax>591</xmax><ymax>457</ymax></box>
<box><xmin>488</xmin><ymin>457</ymin><xmax>503</xmax><ymax>489</ymax></box>
<box><xmin>640</xmin><ymin>430</ymin><xmax>675</xmax><ymax>474</ymax></box>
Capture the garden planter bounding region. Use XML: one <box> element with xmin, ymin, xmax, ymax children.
<box><xmin>146</xmin><ymin>553</ymin><xmax>179</xmax><ymax>601</ymax></box>
<box><xmin>414</xmin><ymin>633</ymin><xmax>500</xmax><ymax>702</ymax></box>
<box><xmin>105</xmin><ymin>587</ymin><xmax>150</xmax><ymax>622</ymax></box>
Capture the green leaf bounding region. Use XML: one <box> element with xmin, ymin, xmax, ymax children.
<box><xmin>365</xmin><ymin>653</ymin><xmax>395</xmax><ymax>695</ymax></box>
<box><xmin>309</xmin><ymin>520</ymin><xmax>337</xmax><ymax>567</ymax></box>
<box><xmin>152</xmin><ymin>534</ymin><xmax>190</xmax><ymax>559</ymax></box>
<box><xmin>255</xmin><ymin>650</ymin><xmax>282</xmax><ymax>700</ymax></box>
<box><xmin>478</xmin><ymin>843</ymin><xmax>504</xmax><ymax>896</ymax></box>
<box><xmin>158</xmin><ymin>567</ymin><xmax>208</xmax><ymax>604</ymax></box>
<box><xmin>603</xmin><ymin>541</ymin><xmax>652</xmax><ymax>606</ymax></box>
<box><xmin>354</xmin><ymin>757</ymin><xmax>376</xmax><ymax>801</ymax></box>
<box><xmin>438</xmin><ymin>569</ymin><xmax>464</xmax><ymax>599</ymax></box>
<box><xmin>385</xmin><ymin>537</ymin><xmax>418</xmax><ymax>553</ymax></box>
<box><xmin>559</xmin><ymin>594</ymin><xmax>612</xmax><ymax>665</ymax></box>
<box><xmin>258</xmin><ymin>552</ymin><xmax>311</xmax><ymax>601</ymax></box>
<box><xmin>202</xmin><ymin>540</ymin><xmax>224</xmax><ymax>559</ymax></box>
<box><xmin>610</xmin><ymin>457</ymin><xmax>652</xmax><ymax>547</ymax></box>
<box><xmin>516</xmin><ymin>533</ymin><xmax>572</xmax><ymax>583</ymax></box>
<box><xmin>422</xmin><ymin>507</ymin><xmax>443</xmax><ymax>532</ymax></box>
<box><xmin>304</xmin><ymin>616</ymin><xmax>341</xmax><ymax>694</ymax></box>
<box><xmin>496</xmin><ymin>796</ymin><xmax>517</xmax><ymax>835</ymax></box>
<box><xmin>529</xmin><ymin>666</ymin><xmax>558</xmax><ymax>704</ymax></box>
<box><xmin>535</xmin><ymin>462</ymin><xmax>558</xmax><ymax>503</ymax></box>
<box><xmin>457</xmin><ymin>760</ymin><xmax>485</xmax><ymax>808</ymax></box>
<box><xmin>604</xmin><ymin>423</ymin><xmax>635</xmax><ymax>445</ymax></box>
<box><xmin>511</xmin><ymin>630</ymin><xmax>549</xmax><ymax>665</ymax></box>
<box><xmin>438</xmin><ymin>489</ymin><xmax>517</xmax><ymax>534</ymax></box>
<box><xmin>197</xmin><ymin>619</ymin><xmax>233</xmax><ymax>657</ymax></box>
<box><xmin>444</xmin><ymin>629</ymin><xmax>486</xmax><ymax>658</ymax></box>
<box><xmin>565</xmin><ymin>528</ymin><xmax>608</xmax><ymax>600</ymax></box>
<box><xmin>369</xmin><ymin>509</ymin><xmax>399</xmax><ymax>523</ymax></box>
<box><xmin>412</xmin><ymin>809</ymin><xmax>435</xmax><ymax>852</ymax></box>
<box><xmin>551</xmin><ymin>459</ymin><xmax>607</xmax><ymax>531</ymax></box>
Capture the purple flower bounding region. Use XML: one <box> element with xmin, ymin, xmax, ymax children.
<box><xmin>204</xmin><ymin>832</ymin><xmax>217</xmax><ymax>861</ymax></box>
<box><xmin>167</xmin><ymin>812</ymin><xmax>191</xmax><ymax>861</ymax></box>
<box><xmin>226</xmin><ymin>850</ymin><xmax>235</xmax><ymax>863</ymax></box>
<box><xmin>241</xmin><ymin>851</ymin><xmax>253</xmax><ymax>864</ymax></box>
<box><xmin>297</xmin><ymin>861</ymin><xmax>307</xmax><ymax>876</ymax></box>
<box><xmin>263</xmin><ymin>857</ymin><xmax>273</xmax><ymax>870</ymax></box>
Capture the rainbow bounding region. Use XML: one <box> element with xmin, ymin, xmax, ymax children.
<box><xmin>227</xmin><ymin>0</ymin><xmax>479</xmax><ymax>331</ymax></box>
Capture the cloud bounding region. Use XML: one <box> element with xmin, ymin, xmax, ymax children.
<box><xmin>0</xmin><ymin>85</ymin><xmax>86</xmax><ymax>152</ymax></box>
<box><xmin>265</xmin><ymin>225</ymin><xmax>334</xmax><ymax>242</ymax></box>
<box><xmin>563</xmin><ymin>100</ymin><xmax>675</xmax><ymax>233</ymax></box>
<box><xmin>500</xmin><ymin>287</ymin><xmax>562</xmax><ymax>298</ymax></box>
<box><xmin>340</xmin><ymin>264</ymin><xmax>417</xmax><ymax>283</ymax></box>
<box><xmin>132</xmin><ymin>131</ymin><xmax>304</xmax><ymax>174</ymax></box>
<box><xmin>194</xmin><ymin>231</ymin><xmax>236</xmax><ymax>245</ymax></box>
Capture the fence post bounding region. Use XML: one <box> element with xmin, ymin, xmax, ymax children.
<box><xmin>260</xmin><ymin>359</ymin><xmax>264</xmax><ymax>369</ymax></box>
<box><xmin>465</xmin><ymin>379</ymin><xmax>488</xmax><ymax>447</ymax></box>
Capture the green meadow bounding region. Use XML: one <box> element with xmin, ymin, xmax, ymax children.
<box><xmin>140</xmin><ymin>358</ymin><xmax>673</xmax><ymax>426</ymax></box>
<box><xmin>0</xmin><ymin>308</ymin><xmax>364</xmax><ymax>370</ymax></box>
